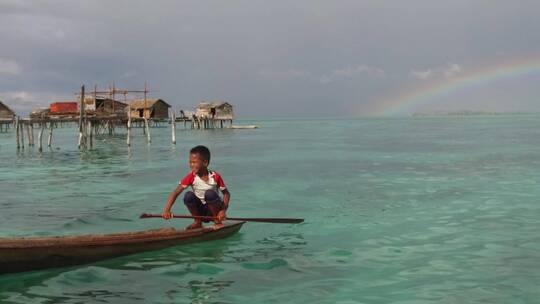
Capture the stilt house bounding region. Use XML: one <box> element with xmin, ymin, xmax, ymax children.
<box><xmin>84</xmin><ymin>97</ymin><xmax>128</xmax><ymax>116</ymax></box>
<box><xmin>195</xmin><ymin>102</ymin><xmax>234</xmax><ymax>120</ymax></box>
<box><xmin>129</xmin><ymin>99</ymin><xmax>171</xmax><ymax>119</ymax></box>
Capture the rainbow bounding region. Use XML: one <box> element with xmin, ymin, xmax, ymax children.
<box><xmin>368</xmin><ymin>53</ymin><xmax>540</xmax><ymax>116</ymax></box>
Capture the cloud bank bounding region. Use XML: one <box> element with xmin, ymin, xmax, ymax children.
<box><xmin>1</xmin><ymin>0</ymin><xmax>539</xmax><ymax>116</ymax></box>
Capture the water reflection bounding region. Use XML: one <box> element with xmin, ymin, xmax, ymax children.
<box><xmin>0</xmin><ymin>236</ymin><xmax>242</xmax><ymax>303</ymax></box>
<box><xmin>166</xmin><ymin>280</ymin><xmax>235</xmax><ymax>304</ymax></box>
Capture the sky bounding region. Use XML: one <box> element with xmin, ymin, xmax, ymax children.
<box><xmin>1</xmin><ymin>0</ymin><xmax>540</xmax><ymax>117</ymax></box>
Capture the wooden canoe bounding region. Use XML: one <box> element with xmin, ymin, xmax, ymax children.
<box><xmin>0</xmin><ymin>221</ymin><xmax>244</xmax><ymax>274</ymax></box>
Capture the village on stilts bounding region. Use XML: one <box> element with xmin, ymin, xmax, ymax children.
<box><xmin>0</xmin><ymin>84</ymin><xmax>249</xmax><ymax>151</ymax></box>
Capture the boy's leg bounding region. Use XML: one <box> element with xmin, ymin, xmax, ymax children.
<box><xmin>204</xmin><ymin>190</ymin><xmax>224</xmax><ymax>227</ymax></box>
<box><xmin>183</xmin><ymin>191</ymin><xmax>204</xmax><ymax>229</ymax></box>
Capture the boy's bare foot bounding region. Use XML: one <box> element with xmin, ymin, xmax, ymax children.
<box><xmin>212</xmin><ymin>222</ymin><xmax>224</xmax><ymax>230</ymax></box>
<box><xmin>185</xmin><ymin>220</ymin><xmax>203</xmax><ymax>230</ymax></box>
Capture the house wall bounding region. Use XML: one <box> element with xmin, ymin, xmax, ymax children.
<box><xmin>196</xmin><ymin>104</ymin><xmax>234</xmax><ymax>120</ymax></box>
<box><xmin>152</xmin><ymin>103</ymin><xmax>169</xmax><ymax>119</ymax></box>
<box><xmin>101</xmin><ymin>100</ymin><xmax>127</xmax><ymax>113</ymax></box>
<box><xmin>0</xmin><ymin>110</ymin><xmax>14</xmax><ymax>119</ymax></box>
<box><xmin>196</xmin><ymin>108</ymin><xmax>212</xmax><ymax>118</ymax></box>
<box><xmin>215</xmin><ymin>106</ymin><xmax>234</xmax><ymax>120</ymax></box>
<box><xmin>130</xmin><ymin>109</ymin><xmax>142</xmax><ymax>118</ymax></box>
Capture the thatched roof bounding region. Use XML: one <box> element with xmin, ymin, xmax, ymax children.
<box><xmin>0</xmin><ymin>101</ymin><xmax>15</xmax><ymax>116</ymax></box>
<box><xmin>196</xmin><ymin>102</ymin><xmax>232</xmax><ymax>110</ymax></box>
<box><xmin>130</xmin><ymin>99</ymin><xmax>171</xmax><ymax>109</ymax></box>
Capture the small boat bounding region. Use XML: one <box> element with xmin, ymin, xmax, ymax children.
<box><xmin>0</xmin><ymin>221</ymin><xmax>244</xmax><ymax>275</ymax></box>
<box><xmin>229</xmin><ymin>125</ymin><xmax>259</xmax><ymax>129</ymax></box>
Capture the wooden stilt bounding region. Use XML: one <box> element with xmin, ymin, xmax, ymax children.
<box><xmin>30</xmin><ymin>123</ymin><xmax>35</xmax><ymax>146</ymax></box>
<box><xmin>171</xmin><ymin>111</ymin><xmax>176</xmax><ymax>145</ymax></box>
<box><xmin>38</xmin><ymin>123</ymin><xmax>44</xmax><ymax>152</ymax></box>
<box><xmin>127</xmin><ymin>108</ymin><xmax>132</xmax><ymax>147</ymax></box>
<box><xmin>48</xmin><ymin>122</ymin><xmax>53</xmax><ymax>147</ymax></box>
<box><xmin>78</xmin><ymin>85</ymin><xmax>85</xmax><ymax>149</ymax></box>
<box><xmin>88</xmin><ymin>120</ymin><xmax>93</xmax><ymax>149</ymax></box>
<box><xmin>144</xmin><ymin>117</ymin><xmax>151</xmax><ymax>144</ymax></box>
<box><xmin>20</xmin><ymin>121</ymin><xmax>25</xmax><ymax>149</ymax></box>
<box><xmin>25</xmin><ymin>124</ymin><xmax>30</xmax><ymax>146</ymax></box>
<box><xmin>15</xmin><ymin>117</ymin><xmax>20</xmax><ymax>149</ymax></box>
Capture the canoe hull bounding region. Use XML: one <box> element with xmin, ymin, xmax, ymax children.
<box><xmin>0</xmin><ymin>221</ymin><xmax>244</xmax><ymax>274</ymax></box>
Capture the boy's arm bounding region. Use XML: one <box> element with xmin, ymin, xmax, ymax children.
<box><xmin>217</xmin><ymin>189</ymin><xmax>230</xmax><ymax>221</ymax></box>
<box><xmin>222</xmin><ymin>189</ymin><xmax>230</xmax><ymax>209</ymax></box>
<box><xmin>162</xmin><ymin>184</ymin><xmax>186</xmax><ymax>219</ymax></box>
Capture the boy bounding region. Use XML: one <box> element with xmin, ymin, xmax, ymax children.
<box><xmin>162</xmin><ymin>145</ymin><xmax>230</xmax><ymax>229</ymax></box>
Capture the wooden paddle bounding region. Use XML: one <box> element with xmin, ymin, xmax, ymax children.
<box><xmin>139</xmin><ymin>213</ymin><xmax>304</xmax><ymax>224</ymax></box>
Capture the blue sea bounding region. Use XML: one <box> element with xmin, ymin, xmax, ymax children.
<box><xmin>0</xmin><ymin>116</ymin><xmax>539</xmax><ymax>303</ymax></box>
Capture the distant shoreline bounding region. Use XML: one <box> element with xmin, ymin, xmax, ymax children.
<box><xmin>412</xmin><ymin>111</ymin><xmax>539</xmax><ymax>117</ymax></box>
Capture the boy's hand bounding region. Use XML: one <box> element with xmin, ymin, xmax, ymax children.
<box><xmin>162</xmin><ymin>211</ymin><xmax>173</xmax><ymax>220</ymax></box>
<box><xmin>216</xmin><ymin>210</ymin><xmax>226</xmax><ymax>222</ymax></box>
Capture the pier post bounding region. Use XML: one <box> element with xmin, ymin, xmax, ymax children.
<box><xmin>30</xmin><ymin>123</ymin><xmax>35</xmax><ymax>146</ymax></box>
<box><xmin>127</xmin><ymin>108</ymin><xmax>132</xmax><ymax>147</ymax></box>
<box><xmin>88</xmin><ymin>120</ymin><xmax>93</xmax><ymax>149</ymax></box>
<box><xmin>25</xmin><ymin>123</ymin><xmax>31</xmax><ymax>146</ymax></box>
<box><xmin>171</xmin><ymin>110</ymin><xmax>176</xmax><ymax>145</ymax></box>
<box><xmin>48</xmin><ymin>122</ymin><xmax>53</xmax><ymax>147</ymax></box>
<box><xmin>20</xmin><ymin>120</ymin><xmax>25</xmax><ymax>149</ymax></box>
<box><xmin>15</xmin><ymin>117</ymin><xmax>20</xmax><ymax>149</ymax></box>
<box><xmin>78</xmin><ymin>85</ymin><xmax>85</xmax><ymax>149</ymax></box>
<box><xmin>38</xmin><ymin>122</ymin><xmax>44</xmax><ymax>152</ymax></box>
<box><xmin>144</xmin><ymin>117</ymin><xmax>151</xmax><ymax>144</ymax></box>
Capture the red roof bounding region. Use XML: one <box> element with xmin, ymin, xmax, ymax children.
<box><xmin>50</xmin><ymin>102</ymin><xmax>78</xmax><ymax>113</ymax></box>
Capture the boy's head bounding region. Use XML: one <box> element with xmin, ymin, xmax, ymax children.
<box><xmin>189</xmin><ymin>145</ymin><xmax>211</xmax><ymax>172</ymax></box>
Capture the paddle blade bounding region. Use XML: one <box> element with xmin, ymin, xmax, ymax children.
<box><xmin>227</xmin><ymin>217</ymin><xmax>304</xmax><ymax>224</ymax></box>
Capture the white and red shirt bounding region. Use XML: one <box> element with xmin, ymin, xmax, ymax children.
<box><xmin>180</xmin><ymin>170</ymin><xmax>227</xmax><ymax>204</ymax></box>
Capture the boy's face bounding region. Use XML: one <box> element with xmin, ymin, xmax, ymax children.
<box><xmin>189</xmin><ymin>153</ymin><xmax>209</xmax><ymax>173</ymax></box>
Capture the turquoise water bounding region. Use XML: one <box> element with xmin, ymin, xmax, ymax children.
<box><xmin>1</xmin><ymin>117</ymin><xmax>539</xmax><ymax>303</ymax></box>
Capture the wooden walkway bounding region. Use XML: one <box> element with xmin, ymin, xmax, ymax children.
<box><xmin>2</xmin><ymin>86</ymin><xmax>234</xmax><ymax>150</ymax></box>
<box><xmin>4</xmin><ymin>114</ymin><xmax>233</xmax><ymax>151</ymax></box>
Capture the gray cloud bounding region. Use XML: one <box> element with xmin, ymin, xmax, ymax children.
<box><xmin>410</xmin><ymin>63</ymin><xmax>462</xmax><ymax>80</ymax></box>
<box><xmin>1</xmin><ymin>0</ymin><xmax>540</xmax><ymax>116</ymax></box>
<box><xmin>320</xmin><ymin>65</ymin><xmax>386</xmax><ymax>84</ymax></box>
<box><xmin>410</xmin><ymin>69</ymin><xmax>433</xmax><ymax>80</ymax></box>
<box><xmin>0</xmin><ymin>58</ymin><xmax>21</xmax><ymax>75</ymax></box>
